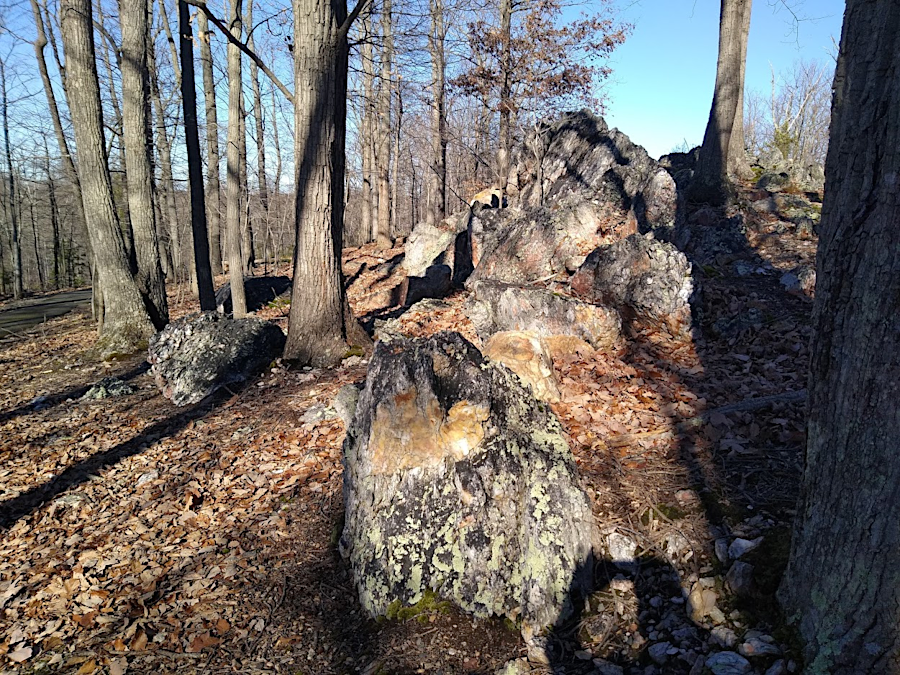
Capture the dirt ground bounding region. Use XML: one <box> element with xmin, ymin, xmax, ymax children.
<box><xmin>0</xmin><ymin>195</ymin><xmax>816</xmax><ymax>674</ymax></box>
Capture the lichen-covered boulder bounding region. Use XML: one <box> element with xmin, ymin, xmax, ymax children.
<box><xmin>571</xmin><ymin>233</ymin><xmax>694</xmax><ymax>336</ymax></box>
<box><xmin>148</xmin><ymin>312</ymin><xmax>285</xmax><ymax>406</ymax></box>
<box><xmin>340</xmin><ymin>332</ymin><xmax>596</xmax><ymax>630</ymax></box>
<box><xmin>466</xmin><ymin>280</ymin><xmax>621</xmax><ymax>353</ymax></box>
<box><xmin>214</xmin><ymin>275</ymin><xmax>291</xmax><ymax>314</ymax></box>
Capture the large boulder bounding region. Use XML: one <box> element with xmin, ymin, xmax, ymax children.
<box><xmin>340</xmin><ymin>332</ymin><xmax>596</xmax><ymax>630</ymax></box>
<box><xmin>512</xmin><ymin>110</ymin><xmax>678</xmax><ymax>231</ymax></box>
<box><xmin>466</xmin><ymin>280</ymin><xmax>621</xmax><ymax>353</ymax></box>
<box><xmin>483</xmin><ymin>331</ymin><xmax>561</xmax><ymax>403</ymax></box>
<box><xmin>571</xmin><ymin>233</ymin><xmax>694</xmax><ymax>335</ymax></box>
<box><xmin>468</xmin><ymin>201</ymin><xmax>630</xmax><ymax>285</ymax></box>
<box><xmin>148</xmin><ymin>312</ymin><xmax>285</xmax><ymax>406</ymax></box>
<box><xmin>404</xmin><ymin>211</ymin><xmax>473</xmax><ymax>285</ymax></box>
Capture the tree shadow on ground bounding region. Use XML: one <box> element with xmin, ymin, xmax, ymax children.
<box><xmin>0</xmin><ymin>382</ymin><xmax>240</xmax><ymax>531</ymax></box>
<box><xmin>0</xmin><ymin>360</ymin><xmax>150</xmax><ymax>425</ymax></box>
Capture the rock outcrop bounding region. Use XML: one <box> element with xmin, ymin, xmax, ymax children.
<box><xmin>466</xmin><ymin>280</ymin><xmax>621</xmax><ymax>353</ymax></box>
<box><xmin>340</xmin><ymin>332</ymin><xmax>596</xmax><ymax>630</ymax></box>
<box><xmin>571</xmin><ymin>233</ymin><xmax>695</xmax><ymax>335</ymax></box>
<box><xmin>148</xmin><ymin>312</ymin><xmax>285</xmax><ymax>406</ymax></box>
<box><xmin>513</xmin><ymin>110</ymin><xmax>678</xmax><ymax>231</ymax></box>
<box><xmin>403</xmin><ymin>211</ymin><xmax>473</xmax><ymax>285</ymax></box>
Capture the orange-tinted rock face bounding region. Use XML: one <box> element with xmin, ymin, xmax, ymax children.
<box><xmin>368</xmin><ymin>386</ymin><xmax>489</xmax><ymax>475</ymax></box>
<box><xmin>483</xmin><ymin>331</ymin><xmax>560</xmax><ymax>403</ymax></box>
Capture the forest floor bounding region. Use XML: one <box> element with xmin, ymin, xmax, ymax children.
<box><xmin>0</xmin><ymin>191</ymin><xmax>818</xmax><ymax>675</ymax></box>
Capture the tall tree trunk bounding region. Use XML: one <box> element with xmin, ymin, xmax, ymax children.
<box><xmin>148</xmin><ymin>41</ymin><xmax>183</xmax><ymax>285</ymax></box>
<box><xmin>0</xmin><ymin>60</ymin><xmax>23</xmax><ymax>300</ymax></box>
<box><xmin>179</xmin><ymin>0</ymin><xmax>216</xmax><ymax>310</ymax></box>
<box><xmin>270</xmin><ymin>87</ymin><xmax>284</xmax><ymax>262</ymax></box>
<box><xmin>246</xmin><ymin>0</ymin><xmax>269</xmax><ymax>222</ymax></box>
<box><xmin>374</xmin><ymin>0</ymin><xmax>392</xmax><ymax>247</ymax></box>
<box><xmin>360</xmin><ymin>6</ymin><xmax>375</xmax><ymax>240</ymax></box>
<box><xmin>43</xmin><ymin>146</ymin><xmax>61</xmax><ymax>289</ymax></box>
<box><xmin>391</xmin><ymin>82</ymin><xmax>401</xmax><ymax>235</ymax></box>
<box><xmin>284</xmin><ymin>0</ymin><xmax>352</xmax><ymax>365</ymax></box>
<box><xmin>779</xmin><ymin>2</ymin><xmax>900</xmax><ymax>671</ymax></box>
<box><xmin>198</xmin><ymin>11</ymin><xmax>223</xmax><ymax>275</ymax></box>
<box><xmin>120</xmin><ymin>0</ymin><xmax>169</xmax><ymax>328</ymax></box>
<box><xmin>225</xmin><ymin>0</ymin><xmax>247</xmax><ymax>316</ymax></box>
<box><xmin>426</xmin><ymin>0</ymin><xmax>446</xmax><ymax>226</ymax></box>
<box><xmin>30</xmin><ymin>0</ymin><xmax>86</xmax><ymax>230</ymax></box>
<box><xmin>497</xmin><ymin>0</ymin><xmax>512</xmax><ymax>200</ymax></box>
<box><xmin>59</xmin><ymin>0</ymin><xmax>155</xmax><ymax>353</ymax></box>
<box><xmin>238</xmin><ymin>92</ymin><xmax>254</xmax><ymax>273</ymax></box>
<box><xmin>27</xmin><ymin>189</ymin><xmax>45</xmax><ymax>290</ymax></box>
<box><xmin>690</xmin><ymin>0</ymin><xmax>752</xmax><ymax>205</ymax></box>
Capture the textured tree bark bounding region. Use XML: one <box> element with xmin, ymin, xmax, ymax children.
<box><xmin>238</xmin><ymin>93</ymin><xmax>255</xmax><ymax>273</ymax></box>
<box><xmin>374</xmin><ymin>0</ymin><xmax>393</xmax><ymax>247</ymax></box>
<box><xmin>198</xmin><ymin>11</ymin><xmax>223</xmax><ymax>275</ymax></box>
<box><xmin>0</xmin><ymin>60</ymin><xmax>23</xmax><ymax>299</ymax></box>
<box><xmin>42</xmin><ymin>146</ymin><xmax>61</xmax><ymax>289</ymax></box>
<box><xmin>178</xmin><ymin>0</ymin><xmax>216</xmax><ymax>310</ymax></box>
<box><xmin>426</xmin><ymin>0</ymin><xmax>446</xmax><ymax>228</ymax></box>
<box><xmin>120</xmin><ymin>0</ymin><xmax>169</xmax><ymax>328</ymax></box>
<box><xmin>284</xmin><ymin>0</ymin><xmax>352</xmax><ymax>365</ymax></box>
<box><xmin>360</xmin><ymin>5</ymin><xmax>375</xmax><ymax>240</ymax></box>
<box><xmin>779</xmin><ymin>3</ymin><xmax>900</xmax><ymax>672</ymax></box>
<box><xmin>690</xmin><ymin>0</ymin><xmax>752</xmax><ymax>205</ymax></box>
<box><xmin>225</xmin><ymin>0</ymin><xmax>247</xmax><ymax>316</ymax></box>
<box><xmin>59</xmin><ymin>0</ymin><xmax>155</xmax><ymax>353</ymax></box>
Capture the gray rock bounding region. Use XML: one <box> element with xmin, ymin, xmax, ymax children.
<box><xmin>592</xmin><ymin>659</ymin><xmax>624</xmax><ymax>675</ymax></box>
<box><xmin>710</xmin><ymin>627</ymin><xmax>738</xmax><ymax>649</ymax></box>
<box><xmin>765</xmin><ymin>659</ymin><xmax>787</xmax><ymax>675</ymax></box>
<box><xmin>728</xmin><ymin>537</ymin><xmax>762</xmax><ymax>559</ymax></box>
<box><xmin>648</xmin><ymin>642</ymin><xmax>672</xmax><ymax>665</ymax></box>
<box><xmin>300</xmin><ymin>403</ymin><xmax>337</xmax><ymax>425</ymax></box>
<box><xmin>333</xmin><ymin>385</ymin><xmax>360</xmax><ymax>426</ymax></box>
<box><xmin>148</xmin><ymin>312</ymin><xmax>285</xmax><ymax>406</ymax></box>
<box><xmin>725</xmin><ymin>561</ymin><xmax>755</xmax><ymax>597</ymax></box>
<box><xmin>739</xmin><ymin>633</ymin><xmax>781</xmax><ymax>658</ymax></box>
<box><xmin>571</xmin><ymin>233</ymin><xmax>695</xmax><ymax>336</ymax></box>
<box><xmin>495</xmin><ymin>657</ymin><xmax>530</xmax><ymax>675</ymax></box>
<box><xmin>340</xmin><ymin>332</ymin><xmax>596</xmax><ymax>630</ymax></box>
<box><xmin>515</xmin><ymin>111</ymin><xmax>678</xmax><ymax>231</ymax></box>
<box><xmin>705</xmin><ymin>651</ymin><xmax>752</xmax><ymax>675</ymax></box>
<box><xmin>466</xmin><ymin>280</ymin><xmax>621</xmax><ymax>352</ymax></box>
<box><xmin>404</xmin><ymin>211</ymin><xmax>473</xmax><ymax>284</ymax></box>
<box><xmin>756</xmin><ymin>171</ymin><xmax>790</xmax><ymax>192</ymax></box>
<box><xmin>715</xmin><ymin>538</ymin><xmax>730</xmax><ymax>564</ymax></box>
<box><xmin>80</xmin><ymin>377</ymin><xmax>134</xmax><ymax>400</ymax></box>
<box><xmin>607</xmin><ymin>532</ymin><xmax>637</xmax><ymax>569</ymax></box>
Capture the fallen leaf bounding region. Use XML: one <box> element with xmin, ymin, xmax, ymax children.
<box><xmin>76</xmin><ymin>659</ymin><xmax>98</xmax><ymax>674</ymax></box>
<box><xmin>187</xmin><ymin>632</ymin><xmax>220</xmax><ymax>653</ymax></box>
<box><xmin>108</xmin><ymin>657</ymin><xmax>128</xmax><ymax>675</ymax></box>
<box><xmin>7</xmin><ymin>646</ymin><xmax>32</xmax><ymax>663</ymax></box>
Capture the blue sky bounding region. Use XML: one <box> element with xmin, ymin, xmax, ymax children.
<box><xmin>602</xmin><ymin>0</ymin><xmax>845</xmax><ymax>158</ymax></box>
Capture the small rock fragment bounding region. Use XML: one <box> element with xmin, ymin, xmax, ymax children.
<box><xmin>725</xmin><ymin>561</ymin><xmax>755</xmax><ymax>597</ymax></box>
<box><xmin>705</xmin><ymin>651</ymin><xmax>752</xmax><ymax>675</ymax></box>
<box><xmin>728</xmin><ymin>537</ymin><xmax>762</xmax><ymax>559</ymax></box>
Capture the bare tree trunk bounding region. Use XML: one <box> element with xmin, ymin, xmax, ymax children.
<box><xmin>238</xmin><ymin>92</ymin><xmax>255</xmax><ymax>273</ymax></box>
<box><xmin>179</xmin><ymin>0</ymin><xmax>216</xmax><ymax>310</ymax></box>
<box><xmin>284</xmin><ymin>0</ymin><xmax>354</xmax><ymax>365</ymax></box>
<box><xmin>374</xmin><ymin>0</ymin><xmax>393</xmax><ymax>247</ymax></box>
<box><xmin>780</xmin><ymin>3</ymin><xmax>900</xmax><ymax>671</ymax></box>
<box><xmin>246</xmin><ymin>0</ymin><xmax>269</xmax><ymax>226</ymax></box>
<box><xmin>497</xmin><ymin>0</ymin><xmax>512</xmax><ymax>200</ymax></box>
<box><xmin>59</xmin><ymin>0</ymin><xmax>155</xmax><ymax>353</ymax></box>
<box><xmin>26</xmin><ymin>187</ymin><xmax>45</xmax><ymax>290</ymax></box>
<box><xmin>148</xmin><ymin>41</ymin><xmax>183</xmax><ymax>285</ymax></box>
<box><xmin>270</xmin><ymin>87</ymin><xmax>283</xmax><ymax>262</ymax></box>
<box><xmin>198</xmin><ymin>11</ymin><xmax>223</xmax><ymax>274</ymax></box>
<box><xmin>120</xmin><ymin>0</ymin><xmax>169</xmax><ymax>328</ymax></box>
<box><xmin>426</xmin><ymin>0</ymin><xmax>446</xmax><ymax>226</ymax></box>
<box><xmin>225</xmin><ymin>0</ymin><xmax>247</xmax><ymax>316</ymax></box>
<box><xmin>42</xmin><ymin>144</ymin><xmax>61</xmax><ymax>289</ymax></box>
<box><xmin>391</xmin><ymin>82</ymin><xmax>401</xmax><ymax>235</ymax></box>
<box><xmin>360</xmin><ymin>5</ymin><xmax>375</xmax><ymax>241</ymax></box>
<box><xmin>0</xmin><ymin>60</ymin><xmax>23</xmax><ymax>299</ymax></box>
<box><xmin>690</xmin><ymin>0</ymin><xmax>752</xmax><ymax>205</ymax></box>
